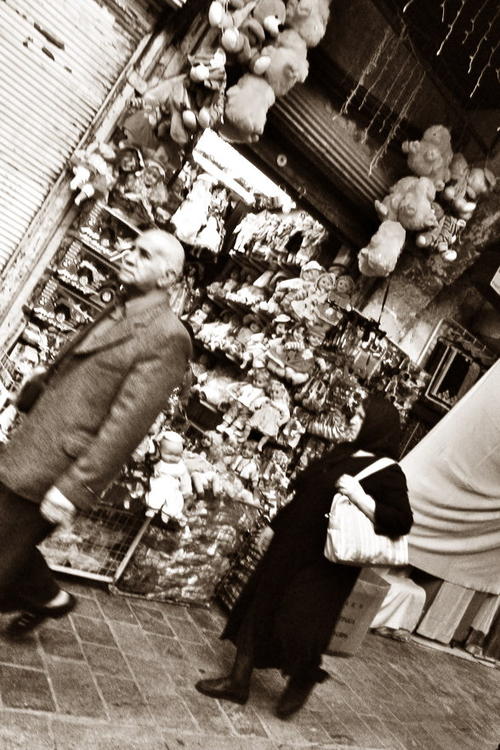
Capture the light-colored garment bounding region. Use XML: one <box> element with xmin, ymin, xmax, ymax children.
<box><xmin>370</xmin><ymin>567</ymin><xmax>426</xmax><ymax>631</ymax></box>
<box><xmin>401</xmin><ymin>359</ymin><xmax>500</xmax><ymax>594</ymax></box>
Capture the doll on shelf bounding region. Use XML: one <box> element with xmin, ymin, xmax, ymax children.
<box><xmin>230</xmin><ymin>441</ymin><xmax>261</xmax><ymax>488</ymax></box>
<box><xmin>290</xmin><ymin>270</ymin><xmax>337</xmax><ymax>323</ymax></box>
<box><xmin>261</xmin><ymin>260</ymin><xmax>324</xmax><ymax>316</ymax></box>
<box><xmin>238</xmin><ymin>322</ymin><xmax>268</xmax><ymax>370</ymax></box>
<box><xmin>197</xmin><ymin>311</ymin><xmax>239</xmax><ymax>353</ymax></box>
<box><xmin>186</xmin><ymin>301</ymin><xmax>215</xmax><ymax>336</ymax></box>
<box><xmin>283</xmin><ymin>324</ymin><xmax>327</xmax><ymax>385</ymax></box>
<box><xmin>216</xmin><ymin>366</ymin><xmax>269</xmax><ymax>437</ymax></box>
<box><xmin>226</xmin><ymin>315</ymin><xmax>266</xmax><ymax>363</ymax></box>
<box><xmin>239</xmin><ymin>379</ymin><xmax>291</xmax><ymax>450</ymax></box>
<box><xmin>145</xmin><ymin>431</ymin><xmax>193</xmax><ymax>529</ymax></box>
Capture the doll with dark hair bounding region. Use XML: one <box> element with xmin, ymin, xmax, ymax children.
<box><xmin>196</xmin><ymin>394</ymin><xmax>412</xmax><ymax>719</ymax></box>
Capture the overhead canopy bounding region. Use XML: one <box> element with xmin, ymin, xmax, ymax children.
<box><xmin>401</xmin><ymin>360</ymin><xmax>500</xmax><ymax>595</ymax></box>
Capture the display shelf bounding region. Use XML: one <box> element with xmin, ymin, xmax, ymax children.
<box><xmin>97</xmin><ymin>202</ymin><xmax>141</xmax><ymax>234</ymax></box>
<box><xmin>68</xmin><ymin>231</ymin><xmax>121</xmax><ymax>272</ymax></box>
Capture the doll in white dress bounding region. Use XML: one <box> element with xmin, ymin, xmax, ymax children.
<box><xmin>145</xmin><ymin>431</ymin><xmax>193</xmax><ymax>527</ymax></box>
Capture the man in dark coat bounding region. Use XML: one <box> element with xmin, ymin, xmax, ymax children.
<box><xmin>0</xmin><ymin>229</ymin><xmax>192</xmax><ymax>636</ymax></box>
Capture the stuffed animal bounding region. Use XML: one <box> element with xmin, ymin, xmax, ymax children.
<box><xmin>285</xmin><ymin>0</ymin><xmax>331</xmax><ymax>47</ymax></box>
<box><xmin>401</xmin><ymin>124</ymin><xmax>453</xmax><ymax>191</ymax></box>
<box><xmin>443</xmin><ymin>153</ymin><xmax>496</xmax><ymax>221</ymax></box>
<box><xmin>358</xmin><ymin>220</ymin><xmax>406</xmax><ymax>277</ymax></box>
<box><xmin>416</xmin><ymin>203</ymin><xmax>466</xmax><ymax>262</ymax></box>
<box><xmin>262</xmin><ymin>29</ymin><xmax>309</xmax><ymax>97</ymax></box>
<box><xmin>223</xmin><ymin>73</ymin><xmax>276</xmax><ymax>139</ymax></box>
<box><xmin>375</xmin><ymin>176</ymin><xmax>438</xmax><ymax>232</ymax></box>
<box><xmin>70</xmin><ymin>141</ymin><xmax>116</xmax><ymax>205</ymax></box>
<box><xmin>224</xmin><ymin>0</ymin><xmax>287</xmax><ymax>74</ymax></box>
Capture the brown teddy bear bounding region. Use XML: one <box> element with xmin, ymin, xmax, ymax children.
<box><xmin>402</xmin><ymin>124</ymin><xmax>453</xmax><ymax>191</ymax></box>
<box><xmin>285</xmin><ymin>0</ymin><xmax>331</xmax><ymax>47</ymax></box>
<box><xmin>375</xmin><ymin>176</ymin><xmax>438</xmax><ymax>232</ymax></box>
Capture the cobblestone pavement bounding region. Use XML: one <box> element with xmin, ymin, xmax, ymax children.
<box><xmin>0</xmin><ymin>578</ymin><xmax>498</xmax><ymax>750</ymax></box>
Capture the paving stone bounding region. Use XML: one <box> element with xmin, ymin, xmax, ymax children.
<box><xmin>71</xmin><ymin>615</ymin><xmax>117</xmax><ymax>647</ymax></box>
<box><xmin>48</xmin><ymin>660</ymin><xmax>106</xmax><ymax>717</ymax></box>
<box><xmin>166</xmin><ymin>615</ymin><xmax>204</xmax><ymax>643</ymax></box>
<box><xmin>96</xmin><ymin>594</ymin><xmax>138</xmax><ymax>624</ymax></box>
<box><xmin>148</xmin><ymin>633</ymin><xmax>186</xmax><ymax>661</ymax></box>
<box><xmin>163</xmin><ymin>732</ymin><xmax>273</xmax><ymax>750</ymax></box>
<box><xmin>0</xmin><ymin>633</ymin><xmax>45</xmax><ymax>669</ymax></box>
<box><xmin>179</xmin><ymin>687</ymin><xmax>234</xmax><ymax>735</ymax></box>
<box><xmin>188</xmin><ymin>607</ymin><xmax>222</xmax><ymax>633</ymax></box>
<box><xmin>82</xmin><ymin>642</ymin><xmax>133</xmax><ymax>678</ymax></box>
<box><xmin>108</xmin><ymin>620</ymin><xmax>157</xmax><ymax>658</ymax></box>
<box><xmin>71</xmin><ymin>595</ymin><xmax>103</xmax><ymax>619</ymax></box>
<box><xmin>0</xmin><ymin>710</ymin><xmax>53</xmax><ymax>749</ymax></box>
<box><xmin>220</xmin><ymin>701</ymin><xmax>269</xmax><ymax>738</ymax></box>
<box><xmin>125</xmin><ymin>653</ymin><xmax>176</xmax><ymax>698</ymax></box>
<box><xmin>52</xmin><ymin>718</ymin><xmax>165</xmax><ymax>750</ymax></box>
<box><xmin>132</xmin><ymin>604</ymin><xmax>176</xmax><ymax>636</ymax></box>
<box><xmin>0</xmin><ymin>664</ymin><xmax>56</xmax><ymax>711</ymax></box>
<box><xmin>147</xmin><ymin>693</ymin><xmax>198</xmax><ymax>730</ymax></box>
<box><xmin>96</xmin><ymin>674</ymin><xmax>153</xmax><ymax>723</ymax></box>
<box><xmin>39</xmin><ymin>624</ymin><xmax>85</xmax><ymax>661</ymax></box>
<box><xmin>155</xmin><ymin>601</ymin><xmax>192</xmax><ymax>619</ymax></box>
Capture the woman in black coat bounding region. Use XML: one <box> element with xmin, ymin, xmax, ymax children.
<box><xmin>196</xmin><ymin>394</ymin><xmax>413</xmax><ymax>718</ymax></box>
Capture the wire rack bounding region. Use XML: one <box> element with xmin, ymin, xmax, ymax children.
<box><xmin>41</xmin><ymin>492</ymin><xmax>150</xmax><ymax>583</ymax></box>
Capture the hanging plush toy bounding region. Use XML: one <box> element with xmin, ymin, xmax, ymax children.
<box><xmin>262</xmin><ymin>29</ymin><xmax>309</xmax><ymax>97</ymax></box>
<box><xmin>70</xmin><ymin>141</ymin><xmax>116</xmax><ymax>205</ymax></box>
<box><xmin>222</xmin><ymin>0</ymin><xmax>287</xmax><ymax>74</ymax></box>
<box><xmin>285</xmin><ymin>0</ymin><xmax>331</xmax><ymax>47</ymax></box>
<box><xmin>442</xmin><ymin>153</ymin><xmax>496</xmax><ymax>221</ymax></box>
<box><xmin>401</xmin><ymin>124</ymin><xmax>454</xmax><ymax>191</ymax></box>
<box><xmin>415</xmin><ymin>203</ymin><xmax>466</xmax><ymax>262</ymax></box>
<box><xmin>358</xmin><ymin>220</ymin><xmax>406</xmax><ymax>277</ymax></box>
<box><xmin>222</xmin><ymin>73</ymin><xmax>276</xmax><ymax>141</ymax></box>
<box><xmin>375</xmin><ymin>176</ymin><xmax>438</xmax><ymax>232</ymax></box>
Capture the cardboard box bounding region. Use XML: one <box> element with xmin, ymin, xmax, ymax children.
<box><xmin>326</xmin><ymin>568</ymin><xmax>390</xmax><ymax>656</ymax></box>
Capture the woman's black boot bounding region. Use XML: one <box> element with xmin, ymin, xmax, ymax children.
<box><xmin>275</xmin><ymin>676</ymin><xmax>316</xmax><ymax>719</ymax></box>
<box><xmin>195</xmin><ymin>648</ymin><xmax>252</xmax><ymax>705</ymax></box>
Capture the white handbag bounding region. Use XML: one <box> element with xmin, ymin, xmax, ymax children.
<box><xmin>324</xmin><ymin>457</ymin><xmax>409</xmax><ymax>566</ymax></box>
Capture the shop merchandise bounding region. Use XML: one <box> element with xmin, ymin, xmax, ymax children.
<box><xmin>145</xmin><ymin>431</ymin><xmax>194</xmax><ymax>528</ymax></box>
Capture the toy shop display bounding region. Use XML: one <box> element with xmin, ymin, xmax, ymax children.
<box><xmin>358</xmin><ymin>124</ymin><xmax>496</xmax><ymax>275</ymax></box>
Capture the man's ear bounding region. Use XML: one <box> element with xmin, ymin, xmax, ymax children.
<box><xmin>157</xmin><ymin>268</ymin><xmax>177</xmax><ymax>289</ymax></box>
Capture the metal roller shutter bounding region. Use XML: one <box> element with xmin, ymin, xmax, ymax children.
<box><xmin>0</xmin><ymin>0</ymin><xmax>161</xmax><ymax>273</ymax></box>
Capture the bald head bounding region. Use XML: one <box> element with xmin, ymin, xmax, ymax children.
<box><xmin>140</xmin><ymin>229</ymin><xmax>185</xmax><ymax>278</ymax></box>
<box><xmin>118</xmin><ymin>229</ymin><xmax>185</xmax><ymax>292</ymax></box>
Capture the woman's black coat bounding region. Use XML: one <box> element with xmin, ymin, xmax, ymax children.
<box><xmin>222</xmin><ymin>453</ymin><xmax>412</xmax><ymax>681</ymax></box>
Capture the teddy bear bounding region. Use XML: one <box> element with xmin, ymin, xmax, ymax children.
<box><xmin>401</xmin><ymin>124</ymin><xmax>453</xmax><ymax>191</ymax></box>
<box><xmin>262</xmin><ymin>29</ymin><xmax>309</xmax><ymax>97</ymax></box>
<box><xmin>223</xmin><ymin>73</ymin><xmax>276</xmax><ymax>139</ymax></box>
<box><xmin>442</xmin><ymin>153</ymin><xmax>496</xmax><ymax>221</ymax></box>
<box><xmin>358</xmin><ymin>220</ymin><xmax>406</xmax><ymax>277</ymax></box>
<box><xmin>285</xmin><ymin>0</ymin><xmax>331</xmax><ymax>47</ymax></box>
<box><xmin>375</xmin><ymin>176</ymin><xmax>438</xmax><ymax>232</ymax></box>
<box><xmin>415</xmin><ymin>202</ymin><xmax>466</xmax><ymax>262</ymax></box>
<box><xmin>222</xmin><ymin>0</ymin><xmax>287</xmax><ymax>74</ymax></box>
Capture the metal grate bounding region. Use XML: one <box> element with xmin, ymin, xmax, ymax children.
<box><xmin>41</xmin><ymin>495</ymin><xmax>150</xmax><ymax>583</ymax></box>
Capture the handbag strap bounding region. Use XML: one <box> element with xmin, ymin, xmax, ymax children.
<box><xmin>353</xmin><ymin>456</ymin><xmax>396</xmax><ymax>483</ymax></box>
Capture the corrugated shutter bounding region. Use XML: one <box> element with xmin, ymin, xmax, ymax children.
<box><xmin>0</xmin><ymin>0</ymin><xmax>161</xmax><ymax>273</ymax></box>
<box><xmin>271</xmin><ymin>84</ymin><xmax>392</xmax><ymax>211</ymax></box>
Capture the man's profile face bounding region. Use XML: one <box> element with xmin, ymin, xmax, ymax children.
<box><xmin>118</xmin><ymin>233</ymin><xmax>172</xmax><ymax>292</ymax></box>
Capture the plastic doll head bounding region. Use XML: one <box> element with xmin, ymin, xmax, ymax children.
<box><xmin>335</xmin><ymin>274</ymin><xmax>355</xmax><ymax>295</ymax></box>
<box><xmin>316</xmin><ymin>272</ymin><xmax>336</xmax><ymax>293</ymax></box>
<box><xmin>159</xmin><ymin>431</ymin><xmax>184</xmax><ymax>461</ymax></box>
<box><xmin>251</xmin><ymin>366</ymin><xmax>269</xmax><ymax>388</ymax></box>
<box><xmin>143</xmin><ymin>160</ymin><xmax>166</xmax><ymax>187</ymax></box>
<box><xmin>268</xmin><ymin>379</ymin><xmax>287</xmax><ymax>400</ymax></box>
<box><xmin>300</xmin><ymin>260</ymin><xmax>323</xmax><ymax>283</ymax></box>
<box><xmin>307</xmin><ymin>326</ymin><xmax>326</xmax><ymax>348</ymax></box>
<box><xmin>118</xmin><ymin>147</ymin><xmax>143</xmax><ymax>173</ymax></box>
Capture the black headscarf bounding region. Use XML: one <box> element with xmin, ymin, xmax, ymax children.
<box><xmin>351</xmin><ymin>393</ymin><xmax>401</xmax><ymax>460</ymax></box>
<box><xmin>295</xmin><ymin>394</ymin><xmax>401</xmax><ymax>487</ymax></box>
